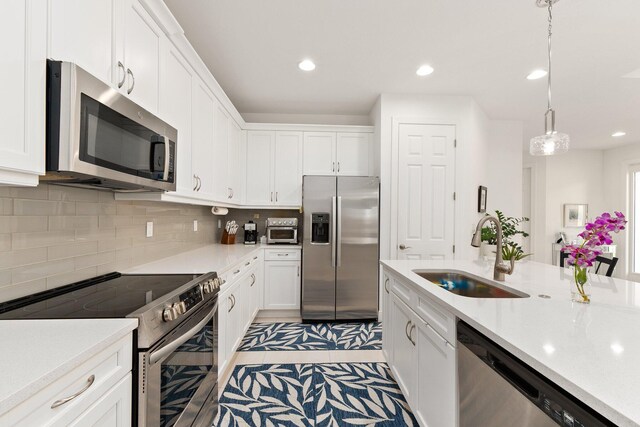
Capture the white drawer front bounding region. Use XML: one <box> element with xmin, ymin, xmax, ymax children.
<box><xmin>3</xmin><ymin>334</ymin><xmax>132</xmax><ymax>426</ymax></box>
<box><xmin>415</xmin><ymin>294</ymin><xmax>456</xmax><ymax>345</ymax></box>
<box><xmin>264</xmin><ymin>248</ymin><xmax>301</xmax><ymax>261</ymax></box>
<box><xmin>390</xmin><ymin>276</ymin><xmax>414</xmax><ymax>306</ymax></box>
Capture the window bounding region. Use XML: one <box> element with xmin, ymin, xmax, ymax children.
<box><xmin>628</xmin><ymin>164</ymin><xmax>640</xmax><ymax>278</ymax></box>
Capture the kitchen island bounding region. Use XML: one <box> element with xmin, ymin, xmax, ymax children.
<box><xmin>381</xmin><ymin>259</ymin><xmax>640</xmax><ymax>427</ymax></box>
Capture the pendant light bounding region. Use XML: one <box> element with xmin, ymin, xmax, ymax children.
<box><xmin>529</xmin><ymin>0</ymin><xmax>569</xmax><ymax>156</ymax></box>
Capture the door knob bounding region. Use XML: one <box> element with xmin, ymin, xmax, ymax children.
<box><xmin>399</xmin><ymin>244</ymin><xmax>412</xmax><ymax>250</ymax></box>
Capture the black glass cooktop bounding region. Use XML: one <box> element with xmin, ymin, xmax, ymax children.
<box><xmin>0</xmin><ymin>273</ymin><xmax>199</xmax><ymax>319</ymax></box>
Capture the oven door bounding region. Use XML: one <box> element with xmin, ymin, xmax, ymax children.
<box><xmin>138</xmin><ymin>298</ymin><xmax>218</xmax><ymax>427</ymax></box>
<box><xmin>267</xmin><ymin>227</ymin><xmax>298</xmax><ymax>243</ymax></box>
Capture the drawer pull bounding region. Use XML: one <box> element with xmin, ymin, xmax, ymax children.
<box><xmin>51</xmin><ymin>375</ymin><xmax>95</xmax><ymax>409</ymax></box>
<box><xmin>253</xmin><ymin>256</ymin><xmax>258</xmax><ymax>260</ymax></box>
<box><xmin>233</xmin><ymin>269</ymin><xmax>240</xmax><ymax>274</ymax></box>
<box><xmin>277</xmin><ymin>253</ymin><xmax>289</xmax><ymax>257</ymax></box>
<box><xmin>245</xmin><ymin>262</ymin><xmax>250</xmax><ymax>266</ymax></box>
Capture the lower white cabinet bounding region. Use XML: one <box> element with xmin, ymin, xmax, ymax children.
<box><xmin>383</xmin><ymin>267</ymin><xmax>458</xmax><ymax>427</ymax></box>
<box><xmin>2</xmin><ymin>334</ymin><xmax>133</xmax><ymax>427</ymax></box>
<box><xmin>264</xmin><ymin>261</ymin><xmax>300</xmax><ymax>309</ymax></box>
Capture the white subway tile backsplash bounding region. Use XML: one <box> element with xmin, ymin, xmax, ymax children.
<box><xmin>0</xmin><ymin>183</ymin><xmax>221</xmax><ymax>302</ymax></box>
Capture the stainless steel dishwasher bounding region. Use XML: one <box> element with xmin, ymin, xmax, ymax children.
<box><xmin>457</xmin><ymin>321</ymin><xmax>615</xmax><ymax>427</ymax></box>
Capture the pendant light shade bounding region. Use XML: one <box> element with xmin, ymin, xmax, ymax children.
<box><xmin>529</xmin><ymin>0</ymin><xmax>569</xmax><ymax>156</ymax></box>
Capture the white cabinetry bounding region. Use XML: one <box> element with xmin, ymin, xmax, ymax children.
<box><xmin>263</xmin><ymin>248</ymin><xmax>301</xmax><ymax>310</ymax></box>
<box><xmin>227</xmin><ymin>121</ymin><xmax>244</xmax><ymax>203</ymax></box>
<box><xmin>0</xmin><ymin>0</ymin><xmax>46</xmax><ymax>187</ymax></box>
<box><xmin>2</xmin><ymin>334</ymin><xmax>133</xmax><ymax>426</ymax></box>
<box><xmin>303</xmin><ymin>132</ymin><xmax>372</xmax><ymax>176</ymax></box>
<box><xmin>382</xmin><ymin>267</ymin><xmax>457</xmax><ymax>427</ymax></box>
<box><xmin>118</xmin><ymin>0</ymin><xmax>164</xmax><ymax>112</ymax></box>
<box><xmin>191</xmin><ymin>79</ymin><xmax>216</xmax><ymax>198</ymax></box>
<box><xmin>246</xmin><ymin>131</ymin><xmax>303</xmax><ymax>207</ymax></box>
<box><xmin>159</xmin><ymin>43</ymin><xmax>193</xmax><ymax>195</ymax></box>
<box><xmin>213</xmin><ymin>102</ymin><xmax>230</xmax><ymax>202</ymax></box>
<box><xmin>218</xmin><ymin>253</ymin><xmax>263</xmax><ymax>376</ymax></box>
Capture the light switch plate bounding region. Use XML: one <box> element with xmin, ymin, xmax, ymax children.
<box><xmin>218</xmin><ymin>219</ymin><xmax>222</xmax><ymax>229</ymax></box>
<box><xmin>193</xmin><ymin>220</ymin><xmax>198</xmax><ymax>231</ymax></box>
<box><xmin>146</xmin><ymin>221</ymin><xmax>153</xmax><ymax>238</ymax></box>
<box><xmin>253</xmin><ymin>213</ymin><xmax>260</xmax><ymax>219</ymax></box>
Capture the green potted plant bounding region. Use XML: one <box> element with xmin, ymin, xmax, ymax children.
<box><xmin>480</xmin><ymin>210</ymin><xmax>532</xmax><ymax>261</ymax></box>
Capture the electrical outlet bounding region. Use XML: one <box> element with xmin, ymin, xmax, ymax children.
<box><xmin>146</xmin><ymin>221</ymin><xmax>153</xmax><ymax>238</ymax></box>
<box><xmin>193</xmin><ymin>220</ymin><xmax>198</xmax><ymax>231</ymax></box>
<box><xmin>218</xmin><ymin>219</ymin><xmax>222</xmax><ymax>229</ymax></box>
<box><xmin>253</xmin><ymin>213</ymin><xmax>260</xmax><ymax>219</ymax></box>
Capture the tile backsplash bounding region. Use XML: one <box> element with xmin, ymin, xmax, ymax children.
<box><xmin>0</xmin><ymin>184</ymin><xmax>221</xmax><ymax>302</ymax></box>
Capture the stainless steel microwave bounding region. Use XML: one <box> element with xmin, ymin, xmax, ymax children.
<box><xmin>45</xmin><ymin>60</ymin><xmax>177</xmax><ymax>192</ymax></box>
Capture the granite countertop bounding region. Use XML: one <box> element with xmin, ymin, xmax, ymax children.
<box><xmin>381</xmin><ymin>259</ymin><xmax>640</xmax><ymax>427</ymax></box>
<box><xmin>0</xmin><ymin>318</ymin><xmax>137</xmax><ymax>416</ymax></box>
<box><xmin>123</xmin><ymin>243</ymin><xmax>301</xmax><ymax>275</ymax></box>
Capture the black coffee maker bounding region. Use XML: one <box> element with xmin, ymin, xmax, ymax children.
<box><xmin>243</xmin><ymin>221</ymin><xmax>258</xmax><ymax>245</ymax></box>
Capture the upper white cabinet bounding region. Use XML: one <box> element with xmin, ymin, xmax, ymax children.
<box><xmin>303</xmin><ymin>132</ymin><xmax>373</xmax><ymax>176</ymax></box>
<box><xmin>0</xmin><ymin>0</ymin><xmax>47</xmax><ymax>187</ymax></box>
<box><xmin>246</xmin><ymin>131</ymin><xmax>303</xmax><ymax>206</ymax></box>
<box><xmin>159</xmin><ymin>44</ymin><xmax>193</xmax><ymax>195</ymax></box>
<box><xmin>48</xmin><ymin>0</ymin><xmax>116</xmax><ymax>85</ymax></box>
<box><xmin>213</xmin><ymin>102</ymin><xmax>230</xmax><ymax>201</ymax></box>
<box><xmin>227</xmin><ymin>121</ymin><xmax>244</xmax><ymax>203</ymax></box>
<box><xmin>118</xmin><ymin>0</ymin><xmax>164</xmax><ymax>112</ymax></box>
<box><xmin>191</xmin><ymin>78</ymin><xmax>216</xmax><ymax>199</ymax></box>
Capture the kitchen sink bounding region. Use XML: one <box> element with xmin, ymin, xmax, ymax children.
<box><xmin>413</xmin><ymin>270</ymin><xmax>529</xmax><ymax>298</ymax></box>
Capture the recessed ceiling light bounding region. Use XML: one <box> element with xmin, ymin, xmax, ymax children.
<box><xmin>612</xmin><ymin>131</ymin><xmax>627</xmax><ymax>137</ymax></box>
<box><xmin>416</xmin><ymin>65</ymin><xmax>434</xmax><ymax>77</ymax></box>
<box><xmin>527</xmin><ymin>69</ymin><xmax>548</xmax><ymax>80</ymax></box>
<box><xmin>298</xmin><ymin>59</ymin><xmax>315</xmax><ymax>71</ymax></box>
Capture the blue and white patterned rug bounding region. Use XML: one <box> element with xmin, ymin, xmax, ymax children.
<box><xmin>215</xmin><ymin>363</ymin><xmax>417</xmax><ymax>426</ymax></box>
<box><xmin>238</xmin><ymin>322</ymin><xmax>382</xmax><ymax>351</ymax></box>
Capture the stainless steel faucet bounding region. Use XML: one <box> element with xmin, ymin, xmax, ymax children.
<box><xmin>471</xmin><ymin>216</ymin><xmax>515</xmax><ymax>281</ymax></box>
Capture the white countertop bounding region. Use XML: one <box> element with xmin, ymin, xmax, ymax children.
<box><xmin>0</xmin><ymin>318</ymin><xmax>137</xmax><ymax>416</ymax></box>
<box><xmin>124</xmin><ymin>243</ymin><xmax>301</xmax><ymax>275</ymax></box>
<box><xmin>381</xmin><ymin>259</ymin><xmax>640</xmax><ymax>427</ymax></box>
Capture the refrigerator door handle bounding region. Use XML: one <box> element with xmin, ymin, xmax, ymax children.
<box><xmin>331</xmin><ymin>196</ymin><xmax>337</xmax><ymax>267</ymax></box>
<box><xmin>336</xmin><ymin>196</ymin><xmax>342</xmax><ymax>267</ymax></box>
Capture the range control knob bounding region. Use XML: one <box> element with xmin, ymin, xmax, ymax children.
<box><xmin>212</xmin><ymin>278</ymin><xmax>220</xmax><ymax>288</ymax></box>
<box><xmin>202</xmin><ymin>280</ymin><xmax>215</xmax><ymax>294</ymax></box>
<box><xmin>162</xmin><ymin>306</ymin><xmax>178</xmax><ymax>322</ymax></box>
<box><xmin>173</xmin><ymin>301</ymin><xmax>187</xmax><ymax>315</ymax></box>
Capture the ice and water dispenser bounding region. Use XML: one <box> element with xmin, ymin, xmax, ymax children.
<box><xmin>311</xmin><ymin>213</ymin><xmax>330</xmax><ymax>244</ymax></box>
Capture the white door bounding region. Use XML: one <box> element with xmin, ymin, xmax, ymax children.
<box><xmin>303</xmin><ymin>132</ymin><xmax>336</xmax><ymax>175</ymax></box>
<box><xmin>227</xmin><ymin>121</ymin><xmax>243</xmax><ymax>203</ymax></box>
<box><xmin>397</xmin><ymin>124</ymin><xmax>456</xmax><ymax>260</ymax></box>
<box><xmin>274</xmin><ymin>131</ymin><xmax>303</xmax><ymax>206</ymax></box>
<box><xmin>0</xmin><ymin>0</ymin><xmax>46</xmax><ymax>186</ymax></box>
<box><xmin>49</xmin><ymin>0</ymin><xmax>116</xmax><ymax>85</ymax></box>
<box><xmin>121</xmin><ymin>0</ymin><xmax>163</xmax><ymax>112</ymax></box>
<box><xmin>245</xmin><ymin>131</ymin><xmax>275</xmax><ymax>205</ymax></box>
<box><xmin>191</xmin><ymin>79</ymin><xmax>216</xmax><ymax>198</ymax></box>
<box><xmin>390</xmin><ymin>294</ymin><xmax>416</xmax><ymax>405</ymax></box>
<box><xmin>159</xmin><ymin>46</ymin><xmax>193</xmax><ymax>195</ymax></box>
<box><xmin>414</xmin><ymin>320</ymin><xmax>457</xmax><ymax>427</ymax></box>
<box><xmin>213</xmin><ymin>101</ymin><xmax>229</xmax><ymax>202</ymax></box>
<box><xmin>264</xmin><ymin>261</ymin><xmax>300</xmax><ymax>309</ymax></box>
<box><xmin>336</xmin><ymin>133</ymin><xmax>371</xmax><ymax>176</ymax></box>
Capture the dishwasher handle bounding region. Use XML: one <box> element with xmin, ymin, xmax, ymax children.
<box><xmin>489</xmin><ymin>354</ymin><xmax>540</xmax><ymax>401</ymax></box>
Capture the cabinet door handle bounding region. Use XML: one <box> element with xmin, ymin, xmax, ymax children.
<box><xmin>337</xmin><ymin>162</ymin><xmax>340</xmax><ymax>172</ymax></box>
<box><xmin>297</xmin><ymin>266</ymin><xmax>300</xmax><ymax>277</ymax></box>
<box><xmin>384</xmin><ymin>278</ymin><xmax>389</xmax><ymax>294</ymax></box>
<box><xmin>193</xmin><ymin>175</ymin><xmax>198</xmax><ymax>191</ymax></box>
<box><xmin>275</xmin><ymin>192</ymin><xmax>278</xmax><ymax>202</ymax></box>
<box><xmin>270</xmin><ymin>192</ymin><xmax>273</xmax><ymax>202</ymax></box>
<box><xmin>228</xmin><ymin>188</ymin><xmax>233</xmax><ymax>199</ymax></box>
<box><xmin>332</xmin><ymin>162</ymin><xmax>335</xmax><ymax>172</ymax></box>
<box><xmin>250</xmin><ymin>273</ymin><xmax>256</xmax><ymax>287</ymax></box>
<box><xmin>228</xmin><ymin>294</ymin><xmax>236</xmax><ymax>312</ymax></box>
<box><xmin>126</xmin><ymin>68</ymin><xmax>135</xmax><ymax>94</ymax></box>
<box><xmin>117</xmin><ymin>61</ymin><xmax>126</xmax><ymax>88</ymax></box>
<box><xmin>409</xmin><ymin>324</ymin><xmax>416</xmax><ymax>346</ymax></box>
<box><xmin>51</xmin><ymin>375</ymin><xmax>95</xmax><ymax>409</ymax></box>
<box><xmin>196</xmin><ymin>176</ymin><xmax>202</xmax><ymax>191</ymax></box>
<box><xmin>405</xmin><ymin>320</ymin><xmax>411</xmax><ymax>342</ymax></box>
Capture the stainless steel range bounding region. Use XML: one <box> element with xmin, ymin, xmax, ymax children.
<box><xmin>0</xmin><ymin>271</ymin><xmax>223</xmax><ymax>427</ymax></box>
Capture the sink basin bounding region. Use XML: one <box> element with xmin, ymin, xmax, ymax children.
<box><xmin>413</xmin><ymin>270</ymin><xmax>529</xmax><ymax>299</ymax></box>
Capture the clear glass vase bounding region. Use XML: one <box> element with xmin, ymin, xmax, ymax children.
<box><xmin>571</xmin><ymin>266</ymin><xmax>591</xmax><ymax>304</ymax></box>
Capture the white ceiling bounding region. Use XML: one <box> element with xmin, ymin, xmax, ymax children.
<box><xmin>165</xmin><ymin>0</ymin><xmax>640</xmax><ymax>149</ymax></box>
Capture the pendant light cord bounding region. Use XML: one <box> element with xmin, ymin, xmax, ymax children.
<box><xmin>547</xmin><ymin>0</ymin><xmax>553</xmax><ymax>112</ymax></box>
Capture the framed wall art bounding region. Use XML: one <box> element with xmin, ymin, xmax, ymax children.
<box><xmin>563</xmin><ymin>204</ymin><xmax>588</xmax><ymax>228</ymax></box>
<box><xmin>478</xmin><ymin>186</ymin><xmax>487</xmax><ymax>213</ymax></box>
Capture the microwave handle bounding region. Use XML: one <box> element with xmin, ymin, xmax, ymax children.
<box><xmin>149</xmin><ymin>301</ymin><xmax>217</xmax><ymax>365</ymax></box>
<box><xmin>163</xmin><ymin>136</ymin><xmax>170</xmax><ymax>182</ymax></box>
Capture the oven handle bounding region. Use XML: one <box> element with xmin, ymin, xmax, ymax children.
<box><xmin>149</xmin><ymin>301</ymin><xmax>218</xmax><ymax>365</ymax></box>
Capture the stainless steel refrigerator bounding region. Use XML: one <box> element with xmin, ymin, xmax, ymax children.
<box><xmin>302</xmin><ymin>176</ymin><xmax>379</xmax><ymax>321</ymax></box>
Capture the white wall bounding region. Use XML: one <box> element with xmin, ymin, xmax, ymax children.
<box><xmin>487</xmin><ymin>121</ymin><xmax>523</xmax><ymax>216</ymax></box>
<box><xmin>373</xmin><ymin>93</ymin><xmax>522</xmax><ymax>262</ymax></box>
